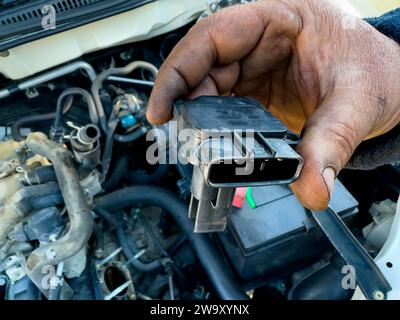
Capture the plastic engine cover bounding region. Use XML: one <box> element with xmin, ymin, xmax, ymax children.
<box><xmin>219</xmin><ymin>180</ymin><xmax>358</xmax><ymax>282</ymax></box>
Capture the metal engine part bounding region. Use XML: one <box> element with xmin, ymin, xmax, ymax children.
<box><xmin>363</xmin><ymin>199</ymin><xmax>397</xmax><ymax>253</ymax></box>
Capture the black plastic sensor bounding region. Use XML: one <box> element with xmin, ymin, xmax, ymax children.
<box><xmin>174</xmin><ymin>96</ymin><xmax>304</xmax><ymax>188</ymax></box>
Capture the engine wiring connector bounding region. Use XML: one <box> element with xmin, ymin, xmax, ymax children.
<box><xmin>174</xmin><ymin>96</ymin><xmax>304</xmax><ymax>233</ymax></box>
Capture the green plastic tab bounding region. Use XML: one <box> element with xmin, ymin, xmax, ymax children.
<box><xmin>246</xmin><ymin>187</ymin><xmax>257</xmax><ymax>209</ymax></box>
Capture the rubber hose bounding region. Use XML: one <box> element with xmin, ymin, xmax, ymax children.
<box><xmin>27</xmin><ymin>166</ymin><xmax>57</xmax><ymax>185</ymax></box>
<box><xmin>53</xmin><ymin>88</ymin><xmax>98</xmax><ymax>142</ymax></box>
<box><xmin>114</xmin><ymin>126</ymin><xmax>148</xmax><ymax>143</ymax></box>
<box><xmin>103</xmin><ymin>154</ymin><xmax>130</xmax><ymax>191</ymax></box>
<box><xmin>124</xmin><ymin>164</ymin><xmax>169</xmax><ymax>186</ymax></box>
<box><xmin>11</xmin><ymin>96</ymin><xmax>73</xmax><ymax>142</ymax></box>
<box><xmin>25</xmin><ymin>133</ymin><xmax>94</xmax><ymax>298</ymax></box>
<box><xmin>94</xmin><ymin>186</ymin><xmax>247</xmax><ymax>300</ymax></box>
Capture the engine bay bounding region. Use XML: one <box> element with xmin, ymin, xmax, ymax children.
<box><xmin>0</xmin><ymin>2</ymin><xmax>399</xmax><ymax>301</ymax></box>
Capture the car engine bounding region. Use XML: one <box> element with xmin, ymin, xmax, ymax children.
<box><xmin>0</xmin><ymin>0</ymin><xmax>399</xmax><ymax>301</ymax></box>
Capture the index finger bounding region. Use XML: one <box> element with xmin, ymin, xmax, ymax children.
<box><xmin>146</xmin><ymin>3</ymin><xmax>267</xmax><ymax>125</ymax></box>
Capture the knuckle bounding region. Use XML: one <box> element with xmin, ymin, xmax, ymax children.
<box><xmin>326</xmin><ymin>121</ymin><xmax>358</xmax><ymax>158</ymax></box>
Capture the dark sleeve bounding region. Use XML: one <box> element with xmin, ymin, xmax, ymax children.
<box><xmin>364</xmin><ymin>8</ymin><xmax>400</xmax><ymax>43</ymax></box>
<box><xmin>346</xmin><ymin>8</ymin><xmax>400</xmax><ymax>170</ymax></box>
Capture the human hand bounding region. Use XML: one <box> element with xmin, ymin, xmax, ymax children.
<box><xmin>147</xmin><ymin>0</ymin><xmax>400</xmax><ymax>210</ymax></box>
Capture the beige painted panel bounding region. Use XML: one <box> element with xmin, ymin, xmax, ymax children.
<box><xmin>348</xmin><ymin>0</ymin><xmax>400</xmax><ymax>16</ymax></box>
<box><xmin>0</xmin><ymin>0</ymin><xmax>398</xmax><ymax>80</ymax></box>
<box><xmin>0</xmin><ymin>0</ymin><xmax>208</xmax><ymax>80</ymax></box>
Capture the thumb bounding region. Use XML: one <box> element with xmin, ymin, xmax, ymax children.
<box><xmin>291</xmin><ymin>95</ymin><xmax>371</xmax><ymax>211</ymax></box>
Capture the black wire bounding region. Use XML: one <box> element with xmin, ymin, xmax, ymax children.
<box><xmin>95</xmin><ymin>208</ymin><xmax>161</xmax><ymax>272</ymax></box>
<box><xmin>168</xmin><ymin>235</ymin><xmax>187</xmax><ymax>257</ymax></box>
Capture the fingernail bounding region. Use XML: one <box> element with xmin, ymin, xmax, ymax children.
<box><xmin>322</xmin><ymin>167</ymin><xmax>336</xmax><ymax>198</ymax></box>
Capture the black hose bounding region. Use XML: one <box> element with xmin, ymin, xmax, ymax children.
<box><xmin>0</xmin><ymin>182</ymin><xmax>62</xmax><ymax>246</ymax></box>
<box><xmin>104</xmin><ymin>156</ymin><xmax>169</xmax><ymax>192</ymax></box>
<box><xmin>16</xmin><ymin>181</ymin><xmax>62</xmax><ymax>210</ymax></box>
<box><xmin>101</xmin><ymin>111</ymin><xmax>119</xmax><ymax>178</ymax></box>
<box><xmin>114</xmin><ymin>126</ymin><xmax>148</xmax><ymax>143</ymax></box>
<box><xmin>53</xmin><ymin>88</ymin><xmax>98</xmax><ymax>143</ymax></box>
<box><xmin>103</xmin><ymin>154</ymin><xmax>130</xmax><ymax>191</ymax></box>
<box><xmin>11</xmin><ymin>96</ymin><xmax>74</xmax><ymax>142</ymax></box>
<box><xmin>95</xmin><ymin>208</ymin><xmax>162</xmax><ymax>272</ymax></box>
<box><xmin>30</xmin><ymin>192</ymin><xmax>63</xmax><ymax>209</ymax></box>
<box><xmin>99</xmin><ymin>91</ymin><xmax>113</xmax><ymax>118</ymax></box>
<box><xmin>27</xmin><ymin>166</ymin><xmax>57</xmax><ymax>185</ymax></box>
<box><xmin>94</xmin><ymin>208</ymin><xmax>117</xmax><ymax>228</ymax></box>
<box><xmin>125</xmin><ymin>164</ymin><xmax>170</xmax><ymax>186</ymax></box>
<box><xmin>94</xmin><ymin>186</ymin><xmax>248</xmax><ymax>300</ymax></box>
<box><xmin>12</xmin><ymin>114</ymin><xmax>56</xmax><ymax>142</ymax></box>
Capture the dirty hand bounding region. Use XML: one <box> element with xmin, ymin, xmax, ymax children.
<box><xmin>147</xmin><ymin>0</ymin><xmax>400</xmax><ymax>210</ymax></box>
